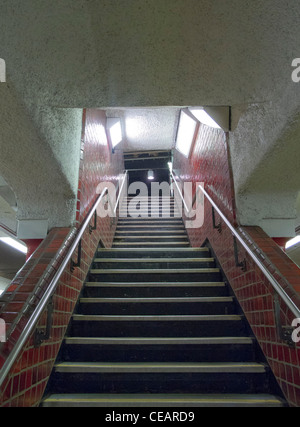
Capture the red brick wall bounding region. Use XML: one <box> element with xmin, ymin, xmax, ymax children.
<box><xmin>76</xmin><ymin>109</ymin><xmax>124</xmax><ymax>246</ymax></box>
<box><xmin>173</xmin><ymin>125</ymin><xmax>237</xmax><ymax>226</ymax></box>
<box><xmin>0</xmin><ymin>109</ymin><xmax>124</xmax><ymax>406</ymax></box>
<box><xmin>173</xmin><ymin>124</ymin><xmax>300</xmax><ymax>406</ymax></box>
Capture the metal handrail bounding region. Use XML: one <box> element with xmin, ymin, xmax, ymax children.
<box><xmin>170</xmin><ymin>170</ymin><xmax>300</xmax><ymax>320</ymax></box>
<box><xmin>0</xmin><ymin>171</ymin><xmax>128</xmax><ymax>388</ymax></box>
<box><xmin>114</xmin><ymin>170</ymin><xmax>128</xmax><ymax>215</ymax></box>
<box><xmin>170</xmin><ymin>170</ymin><xmax>189</xmax><ymax>212</ymax></box>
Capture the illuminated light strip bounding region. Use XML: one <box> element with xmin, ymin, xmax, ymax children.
<box><xmin>0</xmin><ymin>237</ymin><xmax>27</xmax><ymax>254</ymax></box>
<box><xmin>285</xmin><ymin>235</ymin><xmax>300</xmax><ymax>249</ymax></box>
<box><xmin>189</xmin><ymin>108</ymin><xmax>221</xmax><ymax>129</ymax></box>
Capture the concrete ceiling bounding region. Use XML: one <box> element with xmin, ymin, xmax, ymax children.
<box><xmin>106</xmin><ymin>107</ymin><xmax>181</xmax><ymax>152</ymax></box>
<box><xmin>0</xmin><ymin>0</ymin><xmax>299</xmax><ymax>238</ymax></box>
<box><xmin>2</xmin><ymin>0</ymin><xmax>299</xmax><ymax>107</ymax></box>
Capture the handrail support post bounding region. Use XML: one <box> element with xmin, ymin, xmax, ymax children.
<box><xmin>33</xmin><ymin>296</ymin><xmax>54</xmax><ymax>348</ymax></box>
<box><xmin>233</xmin><ymin>236</ymin><xmax>247</xmax><ymax>271</ymax></box>
<box><xmin>274</xmin><ymin>294</ymin><xmax>295</xmax><ymax>347</ymax></box>
<box><xmin>212</xmin><ymin>206</ymin><xmax>222</xmax><ymax>233</ymax></box>
<box><xmin>89</xmin><ymin>210</ymin><xmax>97</xmax><ymax>234</ymax></box>
<box><xmin>70</xmin><ymin>239</ymin><xmax>82</xmax><ymax>272</ymax></box>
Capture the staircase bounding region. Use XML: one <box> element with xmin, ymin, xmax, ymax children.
<box><xmin>41</xmin><ymin>197</ymin><xmax>286</xmax><ymax>407</ymax></box>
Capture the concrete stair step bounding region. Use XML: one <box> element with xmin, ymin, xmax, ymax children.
<box><xmin>53</xmin><ymin>361</ymin><xmax>267</xmax><ymax>374</ymax></box>
<box><xmin>84</xmin><ymin>281</ymin><xmax>225</xmax><ymax>287</ymax></box>
<box><xmin>89</xmin><ymin>268</ymin><xmax>220</xmax><ymax>274</ymax></box>
<box><xmin>99</xmin><ymin>247</ymin><xmax>203</xmax><ymax>252</ymax></box>
<box><xmin>115</xmin><ymin>230</ymin><xmax>186</xmax><ymax>234</ymax></box>
<box><xmin>83</xmin><ymin>281</ymin><xmax>227</xmax><ymax>298</ymax></box>
<box><xmin>117</xmin><ymin>222</ymin><xmax>182</xmax><ymax>225</ymax></box>
<box><xmin>72</xmin><ymin>314</ymin><xmax>242</xmax><ymax>322</ymax></box>
<box><xmin>97</xmin><ymin>247</ymin><xmax>208</xmax><ymax>257</ymax></box>
<box><xmin>64</xmin><ymin>336</ymin><xmax>253</xmax><ymax>345</ymax></box>
<box><xmin>79</xmin><ymin>296</ymin><xmax>233</xmax><ymax>304</ymax></box>
<box><xmin>92</xmin><ymin>258</ymin><xmax>215</xmax><ymax>269</ymax></box>
<box><xmin>41</xmin><ymin>393</ymin><xmax>286</xmax><ymax>407</ymax></box>
<box><xmin>112</xmin><ymin>242</ymin><xmax>190</xmax><ymax>247</ymax></box>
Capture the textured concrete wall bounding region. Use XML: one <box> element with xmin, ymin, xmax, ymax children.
<box><xmin>0</xmin><ymin>84</ymin><xmax>81</xmax><ymax>230</ymax></box>
<box><xmin>229</xmin><ymin>84</ymin><xmax>300</xmax><ymax>235</ymax></box>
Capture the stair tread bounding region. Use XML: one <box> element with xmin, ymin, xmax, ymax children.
<box><xmin>89</xmin><ymin>268</ymin><xmax>220</xmax><ymax>273</ymax></box>
<box><xmin>117</xmin><ymin>221</ymin><xmax>183</xmax><ymax>224</ymax></box>
<box><xmin>116</xmin><ymin>225</ymin><xmax>184</xmax><ymax>228</ymax></box>
<box><xmin>64</xmin><ymin>336</ymin><xmax>254</xmax><ymax>345</ymax></box>
<box><xmin>113</xmin><ymin>242</ymin><xmax>190</xmax><ymax>246</ymax></box>
<box><xmin>72</xmin><ymin>314</ymin><xmax>242</xmax><ymax>321</ymax></box>
<box><xmin>114</xmin><ymin>235</ymin><xmax>188</xmax><ymax>238</ymax></box>
<box><xmin>42</xmin><ymin>393</ymin><xmax>285</xmax><ymax>407</ymax></box>
<box><xmin>54</xmin><ymin>361</ymin><xmax>266</xmax><ymax>373</ymax></box>
<box><xmin>115</xmin><ymin>234</ymin><xmax>186</xmax><ymax>239</ymax></box>
<box><xmin>79</xmin><ymin>296</ymin><xmax>232</xmax><ymax>303</ymax></box>
<box><xmin>98</xmin><ymin>247</ymin><xmax>208</xmax><ymax>251</ymax></box>
<box><xmin>85</xmin><ymin>281</ymin><xmax>225</xmax><ymax>287</ymax></box>
<box><xmin>115</xmin><ymin>231</ymin><xmax>186</xmax><ymax>234</ymax></box>
<box><xmin>93</xmin><ymin>257</ymin><xmax>214</xmax><ymax>262</ymax></box>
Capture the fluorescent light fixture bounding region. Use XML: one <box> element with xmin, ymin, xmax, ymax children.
<box><xmin>285</xmin><ymin>236</ymin><xmax>300</xmax><ymax>250</ymax></box>
<box><xmin>189</xmin><ymin>108</ymin><xmax>221</xmax><ymax>129</ymax></box>
<box><xmin>0</xmin><ymin>237</ymin><xmax>28</xmax><ymax>254</ymax></box>
<box><xmin>86</xmin><ymin>123</ymin><xmax>108</xmax><ymax>146</ymax></box>
<box><xmin>167</xmin><ymin>161</ymin><xmax>173</xmax><ymax>171</ymax></box>
<box><xmin>175</xmin><ymin>110</ymin><xmax>198</xmax><ymax>158</ymax></box>
<box><xmin>107</xmin><ymin>118</ymin><xmax>122</xmax><ymax>148</ymax></box>
<box><xmin>148</xmin><ymin>170</ymin><xmax>154</xmax><ymax>180</ymax></box>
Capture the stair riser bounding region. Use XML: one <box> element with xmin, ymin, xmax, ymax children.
<box><xmin>78</xmin><ymin>301</ymin><xmax>235</xmax><ymax>315</ymax></box>
<box><xmin>60</xmin><ymin>343</ymin><xmax>257</xmax><ymax>363</ymax></box>
<box><xmin>92</xmin><ymin>260</ymin><xmax>215</xmax><ymax>269</ymax></box>
<box><xmin>88</xmin><ymin>271</ymin><xmax>222</xmax><ymax>282</ymax></box>
<box><xmin>115</xmin><ymin>226</ymin><xmax>187</xmax><ymax>237</ymax></box>
<box><xmin>124</xmin><ymin>159</ymin><xmax>168</xmax><ymax>168</ymax></box>
<box><xmin>96</xmin><ymin>250</ymin><xmax>211</xmax><ymax>259</ymax></box>
<box><xmin>112</xmin><ymin>243</ymin><xmax>190</xmax><ymax>248</ymax></box>
<box><xmin>113</xmin><ymin>237</ymin><xmax>189</xmax><ymax>243</ymax></box>
<box><xmin>119</xmin><ymin>215</ymin><xmax>182</xmax><ymax>220</ymax></box>
<box><xmin>49</xmin><ymin>372</ymin><xmax>270</xmax><ymax>394</ymax></box>
<box><xmin>70</xmin><ymin>320</ymin><xmax>246</xmax><ymax>337</ymax></box>
<box><xmin>117</xmin><ymin>219</ymin><xmax>183</xmax><ymax>224</ymax></box>
<box><xmin>122</xmin><ymin>207</ymin><xmax>177</xmax><ymax>211</ymax></box>
<box><xmin>83</xmin><ymin>285</ymin><xmax>228</xmax><ymax>298</ymax></box>
<box><xmin>116</xmin><ymin>227</ymin><xmax>185</xmax><ymax>232</ymax></box>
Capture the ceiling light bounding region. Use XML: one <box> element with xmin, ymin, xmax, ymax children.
<box><xmin>285</xmin><ymin>236</ymin><xmax>300</xmax><ymax>250</ymax></box>
<box><xmin>189</xmin><ymin>108</ymin><xmax>221</xmax><ymax>129</ymax></box>
<box><xmin>0</xmin><ymin>237</ymin><xmax>28</xmax><ymax>254</ymax></box>
<box><xmin>148</xmin><ymin>170</ymin><xmax>154</xmax><ymax>180</ymax></box>
<box><xmin>175</xmin><ymin>110</ymin><xmax>198</xmax><ymax>158</ymax></box>
<box><xmin>107</xmin><ymin>118</ymin><xmax>122</xmax><ymax>148</ymax></box>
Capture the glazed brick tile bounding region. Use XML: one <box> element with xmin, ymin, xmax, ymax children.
<box><xmin>0</xmin><ymin>109</ymin><xmax>124</xmax><ymax>407</ymax></box>
<box><xmin>174</xmin><ymin>123</ymin><xmax>300</xmax><ymax>407</ymax></box>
